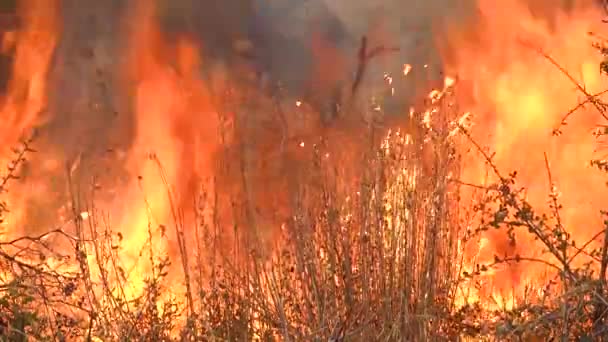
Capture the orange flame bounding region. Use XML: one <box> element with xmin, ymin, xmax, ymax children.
<box><xmin>1</xmin><ymin>0</ymin><xmax>60</xmax><ymax>233</ymax></box>
<box><xmin>2</xmin><ymin>0</ymin><xmax>607</xmax><ymax>322</ymax></box>
<box><xmin>112</xmin><ymin>0</ymin><xmax>220</xmax><ymax>298</ymax></box>
<box><xmin>441</xmin><ymin>1</ymin><xmax>608</xmax><ymax>302</ymax></box>
<box><xmin>1</xmin><ymin>0</ymin><xmax>59</xmax><ymax>144</ymax></box>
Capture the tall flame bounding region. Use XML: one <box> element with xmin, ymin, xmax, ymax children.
<box><xmin>115</xmin><ymin>0</ymin><xmax>219</xmax><ymax>297</ymax></box>
<box><xmin>1</xmin><ymin>0</ymin><xmax>60</xmax><ymax>233</ymax></box>
<box><xmin>441</xmin><ymin>1</ymin><xmax>608</xmax><ymax>299</ymax></box>
<box><xmin>1</xmin><ymin>0</ymin><xmax>58</xmax><ymax>144</ymax></box>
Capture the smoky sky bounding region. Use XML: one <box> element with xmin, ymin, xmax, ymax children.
<box><xmin>43</xmin><ymin>0</ymin><xmax>478</xmax><ymax>152</ymax></box>
<box><xmin>34</xmin><ymin>0</ymin><xmax>597</xmax><ymax>157</ymax></box>
<box><xmin>253</xmin><ymin>0</ymin><xmax>477</xmax><ymax>107</ymax></box>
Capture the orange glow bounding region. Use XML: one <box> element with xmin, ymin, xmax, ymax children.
<box><xmin>0</xmin><ymin>0</ymin><xmax>607</xmax><ymax>335</ymax></box>
<box><xmin>1</xmin><ymin>0</ymin><xmax>58</xmax><ymax>144</ymax></box>
<box><xmin>111</xmin><ymin>0</ymin><xmax>220</xmax><ymax>298</ymax></box>
<box><xmin>441</xmin><ymin>1</ymin><xmax>608</xmax><ymax>304</ymax></box>
<box><xmin>1</xmin><ymin>0</ymin><xmax>60</xmax><ymax>235</ymax></box>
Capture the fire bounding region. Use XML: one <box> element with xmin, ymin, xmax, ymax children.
<box><xmin>403</xmin><ymin>63</ymin><xmax>412</xmax><ymax>76</ymax></box>
<box><xmin>441</xmin><ymin>1</ymin><xmax>608</xmax><ymax>303</ymax></box>
<box><xmin>111</xmin><ymin>0</ymin><xmax>220</xmax><ymax>299</ymax></box>
<box><xmin>0</xmin><ymin>0</ymin><xmax>58</xmax><ymax>145</ymax></box>
<box><xmin>0</xmin><ymin>0</ymin><xmax>60</xmax><ymax>234</ymax></box>
<box><xmin>0</xmin><ymin>0</ymin><xmax>608</xmax><ymax>338</ymax></box>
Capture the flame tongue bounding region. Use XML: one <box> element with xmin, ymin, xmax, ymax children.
<box><xmin>443</xmin><ymin>1</ymin><xmax>608</xmax><ymax>303</ymax></box>
<box><xmin>0</xmin><ymin>0</ymin><xmax>60</xmax><ymax>235</ymax></box>
<box><xmin>2</xmin><ymin>0</ymin><xmax>59</xmax><ymax>141</ymax></box>
<box><xmin>110</xmin><ymin>0</ymin><xmax>220</xmax><ymax>298</ymax></box>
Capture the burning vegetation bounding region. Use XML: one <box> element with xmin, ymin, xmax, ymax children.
<box><xmin>0</xmin><ymin>0</ymin><xmax>608</xmax><ymax>340</ymax></box>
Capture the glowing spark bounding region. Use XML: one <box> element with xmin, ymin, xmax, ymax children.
<box><xmin>383</xmin><ymin>73</ymin><xmax>393</xmax><ymax>85</ymax></box>
<box><xmin>403</xmin><ymin>63</ymin><xmax>412</xmax><ymax>76</ymax></box>
<box><xmin>428</xmin><ymin>89</ymin><xmax>442</xmax><ymax>103</ymax></box>
<box><xmin>295</xmin><ymin>100</ymin><xmax>302</xmax><ymax>107</ymax></box>
<box><xmin>422</xmin><ymin>110</ymin><xmax>432</xmax><ymax>128</ymax></box>
<box><xmin>79</xmin><ymin>211</ymin><xmax>90</xmax><ymax>220</ymax></box>
<box><xmin>444</xmin><ymin>76</ymin><xmax>456</xmax><ymax>88</ymax></box>
<box><xmin>299</xmin><ymin>141</ymin><xmax>305</xmax><ymax>147</ymax></box>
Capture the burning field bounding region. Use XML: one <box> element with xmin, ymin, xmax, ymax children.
<box><xmin>0</xmin><ymin>0</ymin><xmax>608</xmax><ymax>340</ymax></box>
